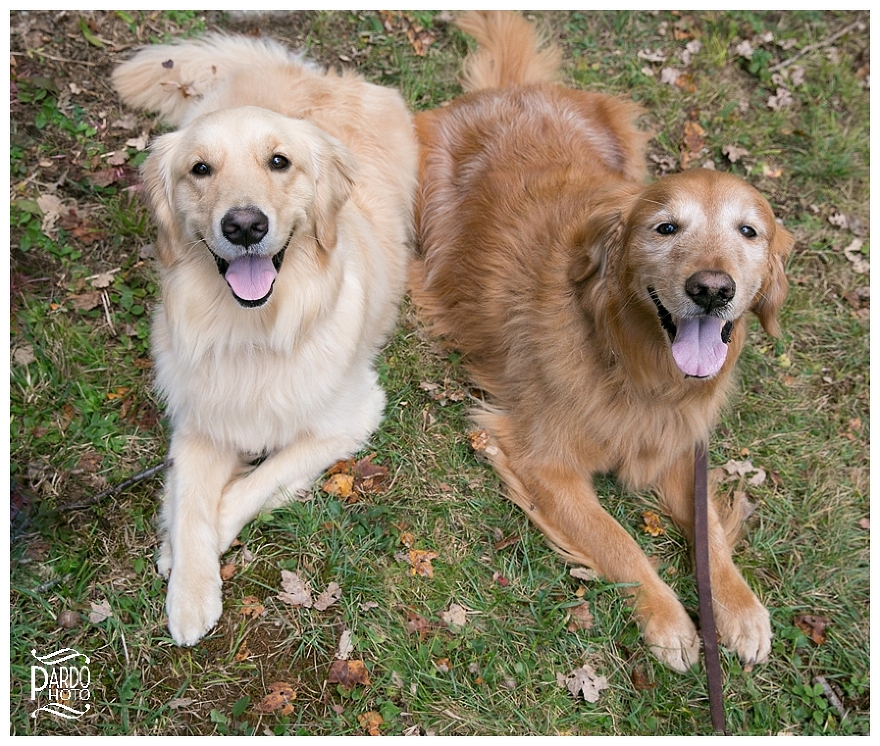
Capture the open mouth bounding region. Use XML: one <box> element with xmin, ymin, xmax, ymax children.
<box><xmin>648</xmin><ymin>287</ymin><xmax>733</xmax><ymax>379</ymax></box>
<box><xmin>204</xmin><ymin>234</ymin><xmax>292</xmax><ymax>308</ymax></box>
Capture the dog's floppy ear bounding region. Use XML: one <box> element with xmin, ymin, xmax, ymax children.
<box><xmin>311</xmin><ymin>133</ymin><xmax>358</xmax><ymax>253</ymax></box>
<box><xmin>140</xmin><ymin>131</ymin><xmax>183</xmax><ymax>266</ymax></box>
<box><xmin>752</xmin><ymin>222</ymin><xmax>794</xmax><ymax>338</ymax></box>
<box><xmin>568</xmin><ymin>185</ymin><xmax>639</xmax><ymax>283</ymax></box>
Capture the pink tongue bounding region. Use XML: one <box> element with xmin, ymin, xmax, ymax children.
<box><xmin>224</xmin><ymin>255</ymin><xmax>277</xmax><ymax>301</ymax></box>
<box><xmin>671</xmin><ymin>316</ymin><xmax>729</xmax><ymax>378</ymax></box>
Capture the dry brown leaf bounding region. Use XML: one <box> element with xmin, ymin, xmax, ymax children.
<box><xmin>407</xmin><ymin>548</ymin><xmax>439</xmax><ymax>578</ymax></box>
<box><xmin>404</xmin><ymin>610</ymin><xmax>433</xmax><ymax>640</ymax></box>
<box><xmin>220</xmin><ymin>563</ymin><xmax>237</xmax><ymax>581</ymax></box>
<box><xmin>314</xmin><ymin>581</ymin><xmax>342</xmax><ymax>611</ymax></box>
<box><xmin>439</xmin><ymin>603</ymin><xmax>468</xmax><ymax>630</ymax></box>
<box><xmin>630</xmin><ymin>664</ymin><xmax>657</xmax><ymax>691</ymax></box>
<box><xmin>234</xmin><ymin>641</ymin><xmax>250</xmax><ymax>662</ymax></box>
<box><xmin>641</xmin><ymin>510</ymin><xmax>665</xmax><ymax>537</ymax></box>
<box><xmin>358</xmin><ymin>710</ymin><xmax>384</xmax><ymax>736</ymax></box>
<box><xmin>240</xmin><ymin>595</ymin><xmax>265</xmax><ymax>617</ymax></box>
<box><xmin>69</xmin><ymin>291</ymin><xmax>103</xmax><ymax>311</ymax></box>
<box><xmin>327</xmin><ymin>659</ymin><xmax>371</xmax><ymax>689</ymax></box>
<box><xmin>468</xmin><ymin>430</ymin><xmax>498</xmax><ymax>457</ymax></box>
<box><xmin>277</xmin><ymin>570</ymin><xmax>312</xmax><ymax>607</ymax></box>
<box><xmin>794</xmin><ymin>614</ymin><xmax>831</xmax><ymax>645</ymax></box>
<box><xmin>557</xmin><ymin>663</ymin><xmax>609</xmax><ymax>702</ymax></box>
<box><xmin>566</xmin><ymin>602</ymin><xmax>595</xmax><ymax>633</ymax></box>
<box><xmin>322</xmin><ymin>456</ymin><xmax>389</xmax><ymax>501</ymax></box>
<box><xmin>254</xmin><ymin>681</ymin><xmax>297</xmax><ymax>714</ymax></box>
<box><xmin>434</xmin><ymin>658</ymin><xmax>452</xmax><ymax>673</ymax></box>
<box><xmin>89</xmin><ymin>599</ymin><xmax>113</xmax><ymax>624</ymax></box>
<box><xmin>322</xmin><ymin>472</ymin><xmax>354</xmax><ymax>498</ymax></box>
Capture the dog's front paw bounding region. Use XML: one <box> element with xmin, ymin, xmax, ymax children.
<box><xmin>715</xmin><ymin>590</ymin><xmax>772</xmax><ymax>666</ymax></box>
<box><xmin>636</xmin><ymin>587</ymin><xmax>701</xmax><ymax>672</ymax></box>
<box><xmin>166</xmin><ymin>567</ymin><xmax>223</xmax><ymax>646</ymax></box>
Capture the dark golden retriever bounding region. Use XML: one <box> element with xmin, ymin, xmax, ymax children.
<box><xmin>411</xmin><ymin>11</ymin><xmax>792</xmax><ymax>670</ymax></box>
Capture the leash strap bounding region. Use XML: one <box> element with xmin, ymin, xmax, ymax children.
<box><xmin>694</xmin><ymin>442</ymin><xmax>728</xmax><ymax>734</ymax></box>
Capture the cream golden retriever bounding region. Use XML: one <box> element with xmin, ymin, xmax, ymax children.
<box><xmin>411</xmin><ymin>11</ymin><xmax>793</xmax><ymax>671</ymax></box>
<box><xmin>113</xmin><ymin>35</ymin><xmax>416</xmax><ymax>645</ymax></box>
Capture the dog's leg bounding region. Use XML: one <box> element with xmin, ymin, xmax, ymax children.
<box><xmin>216</xmin><ymin>431</ymin><xmax>368</xmax><ymax>551</ymax></box>
<box><xmin>162</xmin><ymin>432</ymin><xmax>237</xmax><ymax>646</ymax></box>
<box><xmin>477</xmin><ymin>413</ymin><xmax>700</xmax><ymax>671</ymax></box>
<box><xmin>216</xmin><ymin>373</ymin><xmax>384</xmax><ymax>550</ymax></box>
<box><xmin>656</xmin><ymin>454</ymin><xmax>772</xmax><ymax>666</ymax></box>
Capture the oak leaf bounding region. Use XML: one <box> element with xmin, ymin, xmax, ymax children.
<box><xmin>254</xmin><ymin>681</ymin><xmax>297</xmax><ymax>714</ymax></box>
<box><xmin>327</xmin><ymin>659</ymin><xmax>371</xmax><ymax>689</ymax></box>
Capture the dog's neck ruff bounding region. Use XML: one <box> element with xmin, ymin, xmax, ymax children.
<box><xmin>647</xmin><ymin>287</ymin><xmax>733</xmax><ymax>379</ymax></box>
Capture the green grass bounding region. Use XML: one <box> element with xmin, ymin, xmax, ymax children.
<box><xmin>9</xmin><ymin>10</ymin><xmax>869</xmax><ymax>736</ymax></box>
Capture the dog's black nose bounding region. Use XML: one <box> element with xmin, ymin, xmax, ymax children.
<box><xmin>685</xmin><ymin>271</ymin><xmax>736</xmax><ymax>313</ymax></box>
<box><xmin>221</xmin><ymin>208</ymin><xmax>269</xmax><ymax>247</ymax></box>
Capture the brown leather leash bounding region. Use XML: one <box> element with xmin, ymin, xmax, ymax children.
<box><xmin>694</xmin><ymin>442</ymin><xmax>729</xmax><ymax>735</ymax></box>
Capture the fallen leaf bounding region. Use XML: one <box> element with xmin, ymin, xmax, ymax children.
<box><xmin>277</xmin><ymin>570</ymin><xmax>312</xmax><ymax>608</ymax></box>
<box><xmin>322</xmin><ymin>472</ymin><xmax>354</xmax><ymax>498</ymax></box>
<box><xmin>327</xmin><ymin>659</ymin><xmax>371</xmax><ymax>689</ymax></box>
<box><xmin>557</xmin><ymin>663</ymin><xmax>609</xmax><ymax>703</ymax></box>
<box><xmin>637</xmin><ymin>48</ymin><xmax>668</xmax><ymax>63</ymax></box>
<box><xmin>220</xmin><ymin>563</ymin><xmax>237</xmax><ymax>581</ymax></box>
<box><xmin>566</xmin><ymin>603</ymin><xmax>595</xmax><ymax>633</ymax></box>
<box><xmin>794</xmin><ymin>614</ymin><xmax>831</xmax><ymax>645</ymax></box>
<box><xmin>69</xmin><ymin>291</ymin><xmax>102</xmax><ymax>311</ymax></box>
<box><xmin>767</xmin><ymin>86</ymin><xmax>794</xmax><ymax>110</ymax></box>
<box><xmin>407</xmin><ymin>549</ymin><xmax>439</xmax><ymax>578</ymax></box>
<box><xmin>358</xmin><ymin>710</ymin><xmax>384</xmax><ymax>736</ymax></box>
<box><xmin>240</xmin><ymin>595</ymin><xmax>266</xmax><ymax>617</ymax></box>
<box><xmin>313</xmin><ymin>581</ymin><xmax>342</xmax><ymax>611</ymax></box>
<box><xmin>434</xmin><ymin>658</ymin><xmax>452</xmax><ymax>673</ymax></box>
<box><xmin>254</xmin><ymin>681</ymin><xmax>297</xmax><ymax>714</ymax></box>
<box><xmin>322</xmin><ymin>455</ymin><xmax>389</xmax><ymax>501</ymax></box>
<box><xmin>234</xmin><ymin>641</ymin><xmax>250</xmax><ymax>662</ymax></box>
<box><xmin>13</xmin><ymin>344</ymin><xmax>36</xmax><ymax>366</ymax></box>
<box><xmin>439</xmin><ymin>603</ymin><xmax>468</xmax><ymax>630</ymax></box>
<box><xmin>630</xmin><ymin>664</ymin><xmax>657</xmax><ymax>691</ymax></box>
<box><xmin>89</xmin><ymin>599</ymin><xmax>113</xmax><ymax>624</ymax></box>
<box><xmin>468</xmin><ymin>430</ymin><xmax>498</xmax><ymax>457</ymax></box>
<box><xmin>168</xmin><ymin>697</ymin><xmax>195</xmax><ymax>710</ymax></box>
<box><xmin>642</xmin><ymin>510</ymin><xmax>665</xmax><ymax>537</ymax></box>
<box><xmin>88</xmin><ymin>270</ymin><xmax>118</xmax><ymax>289</ymax></box>
<box><xmin>36</xmin><ymin>193</ymin><xmax>63</xmax><ymax>235</ymax></box>
<box><xmin>842</xmin><ymin>239</ymin><xmax>869</xmax><ymax>274</ymax></box>
<box><xmin>336</xmin><ymin>629</ymin><xmax>354</xmax><ymax>660</ymax></box>
<box><xmin>723</xmin><ymin>143</ymin><xmax>750</xmax><ymax>163</ymax></box>
<box><xmin>404</xmin><ymin>610</ymin><xmax>433</xmax><ymax>640</ymax></box>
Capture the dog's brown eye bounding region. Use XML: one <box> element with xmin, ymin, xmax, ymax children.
<box><xmin>269</xmin><ymin>154</ymin><xmax>290</xmax><ymax>171</ymax></box>
<box><xmin>740</xmin><ymin>225</ymin><xmax>757</xmax><ymax>238</ymax></box>
<box><xmin>191</xmin><ymin>162</ymin><xmax>211</xmax><ymax>177</ymax></box>
<box><xmin>656</xmin><ymin>222</ymin><xmax>677</xmax><ymax>235</ymax></box>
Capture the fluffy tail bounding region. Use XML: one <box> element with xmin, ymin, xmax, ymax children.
<box><xmin>455</xmin><ymin>10</ymin><xmax>562</xmax><ymax>92</ymax></box>
<box><xmin>112</xmin><ymin>34</ymin><xmax>308</xmax><ymax>127</ymax></box>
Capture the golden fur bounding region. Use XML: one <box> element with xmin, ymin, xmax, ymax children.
<box><xmin>411</xmin><ymin>11</ymin><xmax>793</xmax><ymax>671</ymax></box>
<box><xmin>113</xmin><ymin>35</ymin><xmax>416</xmax><ymax>645</ymax></box>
